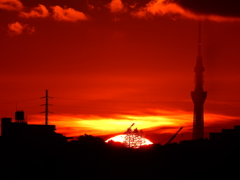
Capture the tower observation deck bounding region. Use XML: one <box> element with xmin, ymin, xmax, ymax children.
<box><xmin>191</xmin><ymin>22</ymin><xmax>207</xmax><ymax>140</ymax></box>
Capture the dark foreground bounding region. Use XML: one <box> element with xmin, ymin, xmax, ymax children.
<box><xmin>0</xmin><ymin>136</ymin><xmax>239</xmax><ymax>180</ymax></box>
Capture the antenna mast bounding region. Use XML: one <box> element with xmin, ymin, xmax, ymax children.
<box><xmin>198</xmin><ymin>21</ymin><xmax>201</xmax><ymax>57</ymax></box>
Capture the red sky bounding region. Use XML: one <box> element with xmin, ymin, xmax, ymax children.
<box><xmin>1</xmin><ymin>0</ymin><xmax>240</xmax><ymax>143</ymax></box>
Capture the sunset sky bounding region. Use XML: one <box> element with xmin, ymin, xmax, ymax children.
<box><xmin>1</xmin><ymin>0</ymin><xmax>240</xmax><ymax>143</ymax></box>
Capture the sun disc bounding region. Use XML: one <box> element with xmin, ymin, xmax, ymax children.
<box><xmin>106</xmin><ymin>134</ymin><xmax>153</xmax><ymax>146</ymax></box>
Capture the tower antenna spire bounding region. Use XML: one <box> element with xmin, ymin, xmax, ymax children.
<box><xmin>198</xmin><ymin>21</ymin><xmax>201</xmax><ymax>57</ymax></box>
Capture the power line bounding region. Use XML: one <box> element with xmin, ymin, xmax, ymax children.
<box><xmin>0</xmin><ymin>98</ymin><xmax>39</xmax><ymax>105</ymax></box>
<box><xmin>53</xmin><ymin>97</ymin><xmax>192</xmax><ymax>104</ymax></box>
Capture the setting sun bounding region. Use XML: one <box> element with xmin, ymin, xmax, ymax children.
<box><xmin>106</xmin><ymin>134</ymin><xmax>153</xmax><ymax>147</ymax></box>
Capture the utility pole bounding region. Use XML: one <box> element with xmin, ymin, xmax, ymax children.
<box><xmin>41</xmin><ymin>90</ymin><xmax>53</xmax><ymax>125</ymax></box>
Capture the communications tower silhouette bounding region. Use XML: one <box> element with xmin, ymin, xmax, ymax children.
<box><xmin>191</xmin><ymin>22</ymin><xmax>207</xmax><ymax>140</ymax></box>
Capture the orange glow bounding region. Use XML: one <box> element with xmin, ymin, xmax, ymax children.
<box><xmin>26</xmin><ymin>110</ymin><xmax>239</xmax><ymax>143</ymax></box>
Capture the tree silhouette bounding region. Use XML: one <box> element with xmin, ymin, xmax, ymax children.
<box><xmin>124</xmin><ymin>128</ymin><xmax>146</xmax><ymax>148</ymax></box>
<box><xmin>77</xmin><ymin>134</ymin><xmax>105</xmax><ymax>146</ymax></box>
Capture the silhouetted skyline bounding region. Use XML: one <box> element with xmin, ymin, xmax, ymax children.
<box><xmin>1</xmin><ymin>114</ymin><xmax>240</xmax><ymax>180</ymax></box>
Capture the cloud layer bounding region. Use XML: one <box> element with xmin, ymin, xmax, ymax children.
<box><xmin>133</xmin><ymin>0</ymin><xmax>240</xmax><ymax>21</ymax></box>
<box><xmin>2</xmin><ymin>0</ymin><xmax>240</xmax><ymax>34</ymax></box>
<box><xmin>108</xmin><ymin>0</ymin><xmax>126</xmax><ymax>13</ymax></box>
<box><xmin>175</xmin><ymin>0</ymin><xmax>240</xmax><ymax>18</ymax></box>
<box><xmin>0</xmin><ymin>0</ymin><xmax>23</xmax><ymax>11</ymax></box>
<box><xmin>20</xmin><ymin>4</ymin><xmax>49</xmax><ymax>18</ymax></box>
<box><xmin>8</xmin><ymin>21</ymin><xmax>35</xmax><ymax>35</ymax></box>
<box><xmin>8</xmin><ymin>21</ymin><xmax>23</xmax><ymax>35</ymax></box>
<box><xmin>51</xmin><ymin>6</ymin><xmax>88</xmax><ymax>22</ymax></box>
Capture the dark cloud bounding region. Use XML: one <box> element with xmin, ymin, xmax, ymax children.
<box><xmin>175</xmin><ymin>0</ymin><xmax>240</xmax><ymax>17</ymax></box>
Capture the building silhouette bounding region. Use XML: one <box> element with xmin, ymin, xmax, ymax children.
<box><xmin>191</xmin><ymin>22</ymin><xmax>207</xmax><ymax>140</ymax></box>
<box><xmin>210</xmin><ymin>125</ymin><xmax>240</xmax><ymax>144</ymax></box>
<box><xmin>1</xmin><ymin>111</ymin><xmax>68</xmax><ymax>143</ymax></box>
